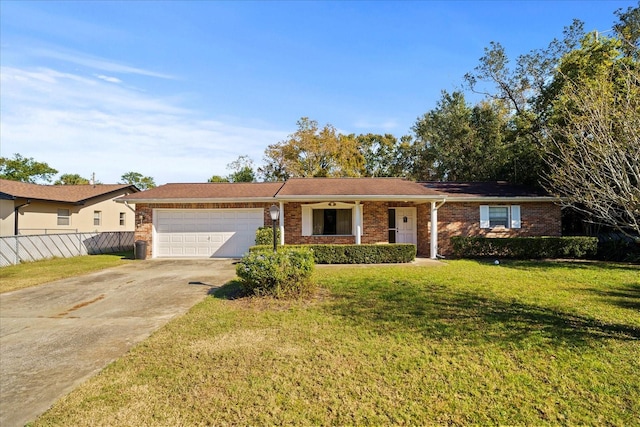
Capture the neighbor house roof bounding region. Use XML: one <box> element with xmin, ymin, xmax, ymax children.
<box><xmin>0</xmin><ymin>179</ymin><xmax>139</xmax><ymax>204</ymax></box>
<box><xmin>420</xmin><ymin>181</ymin><xmax>555</xmax><ymax>202</ymax></box>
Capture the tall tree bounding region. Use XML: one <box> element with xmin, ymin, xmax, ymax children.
<box><xmin>462</xmin><ymin>20</ymin><xmax>587</xmax><ymax>186</ymax></box>
<box><xmin>0</xmin><ymin>154</ymin><xmax>58</xmax><ymax>183</ymax></box>
<box><xmin>226</xmin><ymin>155</ymin><xmax>256</xmax><ymax>183</ymax></box>
<box><xmin>613</xmin><ymin>3</ymin><xmax>640</xmax><ymax>60</ymax></box>
<box><xmin>120</xmin><ymin>171</ymin><xmax>156</xmax><ymax>190</ymax></box>
<box><xmin>544</xmin><ymin>32</ymin><xmax>640</xmax><ymax>237</ymax></box>
<box><xmin>357</xmin><ymin>133</ymin><xmax>406</xmax><ymax>177</ymax></box>
<box><xmin>54</xmin><ymin>174</ymin><xmax>90</xmax><ymax>185</ymax></box>
<box><xmin>260</xmin><ymin>117</ymin><xmax>363</xmax><ymax>181</ymax></box>
<box><xmin>411</xmin><ymin>91</ymin><xmax>512</xmax><ymax>182</ymax></box>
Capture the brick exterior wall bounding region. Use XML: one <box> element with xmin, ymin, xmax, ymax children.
<box><xmin>134</xmin><ymin>200</ymin><xmax>561</xmax><ymax>259</ymax></box>
<box><xmin>436</xmin><ymin>202</ymin><xmax>562</xmax><ymax>256</ymax></box>
<box><xmin>283</xmin><ymin>201</ymin><xmax>432</xmax><ymax>255</ymax></box>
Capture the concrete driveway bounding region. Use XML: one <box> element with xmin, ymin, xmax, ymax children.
<box><xmin>0</xmin><ymin>259</ymin><xmax>237</xmax><ymax>427</ymax></box>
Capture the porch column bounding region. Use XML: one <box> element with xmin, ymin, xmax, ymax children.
<box><xmin>430</xmin><ymin>201</ymin><xmax>438</xmax><ymax>259</ymax></box>
<box><xmin>279</xmin><ymin>201</ymin><xmax>285</xmax><ymax>245</ymax></box>
<box><xmin>355</xmin><ymin>201</ymin><xmax>362</xmax><ymax>245</ymax></box>
<box><xmin>430</xmin><ymin>200</ymin><xmax>446</xmax><ymax>259</ymax></box>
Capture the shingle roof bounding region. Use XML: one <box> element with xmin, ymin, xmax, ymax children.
<box><xmin>276</xmin><ymin>178</ymin><xmax>445</xmax><ymax>198</ymax></box>
<box><xmin>0</xmin><ymin>179</ymin><xmax>139</xmax><ymax>203</ymax></box>
<box><xmin>420</xmin><ymin>181</ymin><xmax>552</xmax><ymax>198</ymax></box>
<box><xmin>118</xmin><ymin>179</ymin><xmax>553</xmax><ymax>203</ymax></box>
<box><xmin>119</xmin><ymin>182</ymin><xmax>285</xmax><ymax>202</ymax></box>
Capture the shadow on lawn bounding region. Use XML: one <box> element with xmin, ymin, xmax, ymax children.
<box><xmin>325</xmin><ymin>282</ymin><xmax>640</xmax><ymax>346</ymax></box>
<box><xmin>209</xmin><ymin>280</ymin><xmax>245</xmax><ymax>299</ymax></box>
<box><xmin>493</xmin><ymin>259</ymin><xmax>640</xmax><ymax>273</ymax></box>
<box><xmin>583</xmin><ymin>283</ymin><xmax>640</xmax><ymax>311</ymax></box>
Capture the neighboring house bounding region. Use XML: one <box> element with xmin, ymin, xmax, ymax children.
<box><xmin>0</xmin><ymin>179</ymin><xmax>139</xmax><ymax>236</ymax></box>
<box><xmin>118</xmin><ymin>178</ymin><xmax>561</xmax><ymax>259</ymax></box>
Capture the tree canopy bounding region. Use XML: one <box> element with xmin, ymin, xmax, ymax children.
<box><xmin>0</xmin><ymin>154</ymin><xmax>58</xmax><ymax>183</ymax></box>
<box><xmin>54</xmin><ymin>174</ymin><xmax>90</xmax><ymax>185</ymax></box>
<box><xmin>260</xmin><ymin>117</ymin><xmax>364</xmax><ymax>181</ymax></box>
<box><xmin>120</xmin><ymin>172</ymin><xmax>156</xmax><ymax>190</ymax></box>
<box><xmin>543</xmin><ymin>31</ymin><xmax>640</xmax><ymax>236</ymax></box>
<box><xmin>227</xmin><ymin>155</ymin><xmax>256</xmax><ymax>183</ymax></box>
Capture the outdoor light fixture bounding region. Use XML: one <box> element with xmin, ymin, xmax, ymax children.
<box><xmin>269</xmin><ymin>204</ymin><xmax>280</xmax><ymax>252</ymax></box>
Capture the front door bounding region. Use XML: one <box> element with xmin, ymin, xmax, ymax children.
<box><xmin>388</xmin><ymin>207</ymin><xmax>417</xmax><ymax>244</ymax></box>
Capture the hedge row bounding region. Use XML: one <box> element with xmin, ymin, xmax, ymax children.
<box><xmin>250</xmin><ymin>243</ymin><xmax>416</xmax><ymax>264</ymax></box>
<box><xmin>596</xmin><ymin>237</ymin><xmax>640</xmax><ymax>262</ymax></box>
<box><xmin>451</xmin><ymin>236</ymin><xmax>598</xmax><ymax>259</ymax></box>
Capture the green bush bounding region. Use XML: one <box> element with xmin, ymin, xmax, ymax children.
<box><xmin>250</xmin><ymin>244</ymin><xmax>416</xmax><ymax>264</ymax></box>
<box><xmin>255</xmin><ymin>226</ymin><xmax>281</xmax><ymax>246</ymax></box>
<box><xmin>236</xmin><ymin>247</ymin><xmax>315</xmax><ymax>298</ymax></box>
<box><xmin>451</xmin><ymin>236</ymin><xmax>598</xmax><ymax>259</ymax></box>
<box><xmin>597</xmin><ymin>236</ymin><xmax>640</xmax><ymax>262</ymax></box>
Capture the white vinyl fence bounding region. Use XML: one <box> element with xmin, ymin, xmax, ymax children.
<box><xmin>0</xmin><ymin>232</ymin><xmax>134</xmax><ymax>267</ymax></box>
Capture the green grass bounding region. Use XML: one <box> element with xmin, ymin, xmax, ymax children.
<box><xmin>0</xmin><ymin>251</ymin><xmax>134</xmax><ymax>294</ymax></box>
<box><xmin>32</xmin><ymin>260</ymin><xmax>639</xmax><ymax>426</ymax></box>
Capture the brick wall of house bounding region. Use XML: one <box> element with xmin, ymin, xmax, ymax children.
<box><xmin>283</xmin><ymin>201</ymin><xmax>432</xmax><ymax>255</ymax></box>
<box><xmin>436</xmin><ymin>202</ymin><xmax>562</xmax><ymax>256</ymax></box>
<box><xmin>135</xmin><ymin>200</ymin><xmax>561</xmax><ymax>259</ymax></box>
<box><xmin>283</xmin><ymin>202</ymin><xmax>360</xmax><ymax>245</ymax></box>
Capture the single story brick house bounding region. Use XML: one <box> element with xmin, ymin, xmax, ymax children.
<box><xmin>0</xmin><ymin>179</ymin><xmax>139</xmax><ymax>236</ymax></box>
<box><xmin>117</xmin><ymin>178</ymin><xmax>561</xmax><ymax>259</ymax></box>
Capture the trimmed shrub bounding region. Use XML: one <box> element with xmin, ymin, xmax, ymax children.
<box><xmin>255</xmin><ymin>226</ymin><xmax>281</xmax><ymax>246</ymax></box>
<box><xmin>597</xmin><ymin>236</ymin><xmax>640</xmax><ymax>262</ymax></box>
<box><xmin>250</xmin><ymin>244</ymin><xmax>416</xmax><ymax>264</ymax></box>
<box><xmin>236</xmin><ymin>247</ymin><xmax>315</xmax><ymax>298</ymax></box>
<box><xmin>451</xmin><ymin>236</ymin><xmax>598</xmax><ymax>259</ymax></box>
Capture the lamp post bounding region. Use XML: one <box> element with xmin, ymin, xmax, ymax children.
<box><xmin>269</xmin><ymin>204</ymin><xmax>280</xmax><ymax>252</ymax></box>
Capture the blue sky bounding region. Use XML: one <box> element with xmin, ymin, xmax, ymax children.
<box><xmin>1</xmin><ymin>0</ymin><xmax>634</xmax><ymax>184</ymax></box>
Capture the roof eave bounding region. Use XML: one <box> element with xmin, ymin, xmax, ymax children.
<box><xmin>116</xmin><ymin>197</ymin><xmax>277</xmax><ymax>204</ymax></box>
<box><xmin>444</xmin><ymin>196</ymin><xmax>559</xmax><ymax>203</ymax></box>
<box><xmin>275</xmin><ymin>195</ymin><xmax>447</xmax><ymax>202</ymax></box>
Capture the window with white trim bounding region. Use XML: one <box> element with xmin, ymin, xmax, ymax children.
<box><xmin>480</xmin><ymin>205</ymin><xmax>521</xmax><ymax>229</ymax></box>
<box><xmin>119</xmin><ymin>212</ymin><xmax>126</xmax><ymax>226</ymax></box>
<box><xmin>94</xmin><ymin>210</ymin><xmax>102</xmax><ymax>226</ymax></box>
<box><xmin>57</xmin><ymin>209</ymin><xmax>70</xmax><ymax>226</ymax></box>
<box><xmin>302</xmin><ymin>202</ymin><xmax>357</xmax><ymax>236</ymax></box>
<box><xmin>312</xmin><ymin>209</ymin><xmax>352</xmax><ymax>235</ymax></box>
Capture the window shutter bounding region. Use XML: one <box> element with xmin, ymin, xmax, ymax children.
<box><xmin>479</xmin><ymin>205</ymin><xmax>490</xmax><ymax>228</ymax></box>
<box><xmin>510</xmin><ymin>205</ymin><xmax>521</xmax><ymax>229</ymax></box>
<box><xmin>302</xmin><ymin>206</ymin><xmax>312</xmax><ymax>236</ymax></box>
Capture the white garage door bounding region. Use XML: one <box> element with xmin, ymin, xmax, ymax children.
<box><xmin>155</xmin><ymin>209</ymin><xmax>264</xmax><ymax>258</ymax></box>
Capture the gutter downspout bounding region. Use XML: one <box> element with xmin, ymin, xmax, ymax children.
<box><xmin>14</xmin><ymin>200</ymin><xmax>31</xmax><ymax>235</ymax></box>
<box><xmin>430</xmin><ymin>199</ymin><xmax>446</xmax><ymax>259</ymax></box>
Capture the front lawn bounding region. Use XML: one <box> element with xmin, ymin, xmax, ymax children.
<box><xmin>33</xmin><ymin>260</ymin><xmax>639</xmax><ymax>426</ymax></box>
<box><xmin>0</xmin><ymin>251</ymin><xmax>134</xmax><ymax>294</ymax></box>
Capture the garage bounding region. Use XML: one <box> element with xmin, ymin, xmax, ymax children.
<box><xmin>154</xmin><ymin>209</ymin><xmax>264</xmax><ymax>258</ymax></box>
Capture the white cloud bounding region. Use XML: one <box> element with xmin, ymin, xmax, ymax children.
<box><xmin>30</xmin><ymin>47</ymin><xmax>175</xmax><ymax>80</ymax></box>
<box><xmin>96</xmin><ymin>74</ymin><xmax>122</xmax><ymax>84</ymax></box>
<box><xmin>0</xmin><ymin>66</ymin><xmax>287</xmax><ymax>184</ymax></box>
